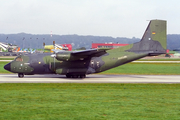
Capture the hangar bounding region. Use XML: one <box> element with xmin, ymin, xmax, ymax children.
<box><xmin>92</xmin><ymin>43</ymin><xmax>129</xmax><ymax>49</ymax></box>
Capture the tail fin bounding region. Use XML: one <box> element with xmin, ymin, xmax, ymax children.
<box><xmin>127</xmin><ymin>20</ymin><xmax>167</xmax><ymax>55</ymax></box>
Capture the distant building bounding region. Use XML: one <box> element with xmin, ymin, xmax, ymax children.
<box><xmin>61</xmin><ymin>44</ymin><xmax>72</xmax><ymax>51</ymax></box>
<box><xmin>166</xmin><ymin>49</ymin><xmax>169</xmax><ymax>53</ymax></box>
<box><xmin>92</xmin><ymin>43</ymin><xmax>129</xmax><ymax>49</ymax></box>
<box><xmin>0</xmin><ymin>42</ymin><xmax>19</xmax><ymax>52</ymax></box>
<box><xmin>44</xmin><ymin>44</ymin><xmax>72</xmax><ymax>53</ymax></box>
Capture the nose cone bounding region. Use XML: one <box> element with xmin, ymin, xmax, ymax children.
<box><xmin>4</xmin><ymin>63</ymin><xmax>11</xmax><ymax>71</ymax></box>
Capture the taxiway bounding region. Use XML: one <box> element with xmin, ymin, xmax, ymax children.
<box><xmin>0</xmin><ymin>74</ymin><xmax>180</xmax><ymax>83</ymax></box>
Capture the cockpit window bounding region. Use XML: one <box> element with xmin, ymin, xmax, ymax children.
<box><xmin>15</xmin><ymin>57</ymin><xmax>23</xmax><ymax>62</ymax></box>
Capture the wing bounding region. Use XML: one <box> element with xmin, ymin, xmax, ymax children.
<box><xmin>55</xmin><ymin>48</ymin><xmax>109</xmax><ymax>61</ymax></box>
<box><xmin>71</xmin><ymin>48</ymin><xmax>109</xmax><ymax>56</ymax></box>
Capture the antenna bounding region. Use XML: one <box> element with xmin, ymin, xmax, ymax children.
<box><xmin>51</xmin><ymin>31</ymin><xmax>52</xmax><ymax>37</ymax></box>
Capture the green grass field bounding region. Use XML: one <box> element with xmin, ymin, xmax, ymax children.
<box><xmin>0</xmin><ymin>62</ymin><xmax>11</xmax><ymax>73</ymax></box>
<box><xmin>0</xmin><ymin>83</ymin><xmax>180</xmax><ymax>119</ymax></box>
<box><xmin>0</xmin><ymin>58</ymin><xmax>14</xmax><ymax>60</ymax></box>
<box><xmin>138</xmin><ymin>58</ymin><xmax>180</xmax><ymax>61</ymax></box>
<box><xmin>102</xmin><ymin>63</ymin><xmax>180</xmax><ymax>75</ymax></box>
<box><xmin>1</xmin><ymin>59</ymin><xmax>180</xmax><ymax>119</ymax></box>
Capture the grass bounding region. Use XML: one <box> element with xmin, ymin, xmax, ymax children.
<box><xmin>0</xmin><ymin>58</ymin><xmax>14</xmax><ymax>60</ymax></box>
<box><xmin>1</xmin><ymin>59</ymin><xmax>180</xmax><ymax>119</ymax></box>
<box><xmin>0</xmin><ymin>62</ymin><xmax>11</xmax><ymax>73</ymax></box>
<box><xmin>138</xmin><ymin>58</ymin><xmax>180</xmax><ymax>61</ymax></box>
<box><xmin>0</xmin><ymin>83</ymin><xmax>180</xmax><ymax>119</ymax></box>
<box><xmin>101</xmin><ymin>63</ymin><xmax>180</xmax><ymax>75</ymax></box>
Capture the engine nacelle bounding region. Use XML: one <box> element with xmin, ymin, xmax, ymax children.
<box><xmin>55</xmin><ymin>52</ymin><xmax>83</xmax><ymax>61</ymax></box>
<box><xmin>55</xmin><ymin>52</ymin><xmax>71</xmax><ymax>61</ymax></box>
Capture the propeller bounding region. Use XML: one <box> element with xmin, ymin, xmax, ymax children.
<box><xmin>51</xmin><ymin>41</ymin><xmax>56</xmax><ymax>71</ymax></box>
<box><xmin>51</xmin><ymin>53</ymin><xmax>56</xmax><ymax>71</ymax></box>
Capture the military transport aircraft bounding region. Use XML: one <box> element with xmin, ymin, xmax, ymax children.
<box><xmin>4</xmin><ymin>20</ymin><xmax>167</xmax><ymax>78</ymax></box>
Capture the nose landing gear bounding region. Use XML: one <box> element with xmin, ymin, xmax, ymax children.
<box><xmin>18</xmin><ymin>73</ymin><xmax>24</xmax><ymax>78</ymax></box>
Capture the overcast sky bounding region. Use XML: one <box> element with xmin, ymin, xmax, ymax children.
<box><xmin>0</xmin><ymin>0</ymin><xmax>180</xmax><ymax>38</ymax></box>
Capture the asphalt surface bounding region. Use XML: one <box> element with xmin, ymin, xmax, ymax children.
<box><xmin>0</xmin><ymin>74</ymin><xmax>180</xmax><ymax>83</ymax></box>
<box><xmin>1</xmin><ymin>60</ymin><xmax>180</xmax><ymax>63</ymax></box>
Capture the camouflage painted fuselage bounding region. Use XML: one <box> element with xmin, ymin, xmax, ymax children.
<box><xmin>6</xmin><ymin>51</ymin><xmax>149</xmax><ymax>75</ymax></box>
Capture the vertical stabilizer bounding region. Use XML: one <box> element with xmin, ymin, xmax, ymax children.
<box><xmin>127</xmin><ymin>20</ymin><xmax>167</xmax><ymax>55</ymax></box>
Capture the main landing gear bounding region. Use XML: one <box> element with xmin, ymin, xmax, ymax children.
<box><xmin>18</xmin><ymin>73</ymin><xmax>24</xmax><ymax>78</ymax></box>
<box><xmin>17</xmin><ymin>73</ymin><xmax>86</xmax><ymax>78</ymax></box>
<box><xmin>66</xmin><ymin>74</ymin><xmax>86</xmax><ymax>78</ymax></box>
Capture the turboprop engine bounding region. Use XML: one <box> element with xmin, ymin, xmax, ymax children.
<box><xmin>55</xmin><ymin>52</ymin><xmax>71</xmax><ymax>61</ymax></box>
<box><xmin>52</xmin><ymin>52</ymin><xmax>86</xmax><ymax>61</ymax></box>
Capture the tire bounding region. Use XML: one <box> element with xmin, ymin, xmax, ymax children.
<box><xmin>72</xmin><ymin>75</ymin><xmax>78</xmax><ymax>78</ymax></box>
<box><xmin>66</xmin><ymin>74</ymin><xmax>71</xmax><ymax>78</ymax></box>
<box><xmin>80</xmin><ymin>74</ymin><xmax>86</xmax><ymax>78</ymax></box>
<box><xmin>18</xmin><ymin>73</ymin><xmax>24</xmax><ymax>78</ymax></box>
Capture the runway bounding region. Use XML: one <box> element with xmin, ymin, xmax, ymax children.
<box><xmin>1</xmin><ymin>60</ymin><xmax>180</xmax><ymax>63</ymax></box>
<box><xmin>0</xmin><ymin>74</ymin><xmax>180</xmax><ymax>83</ymax></box>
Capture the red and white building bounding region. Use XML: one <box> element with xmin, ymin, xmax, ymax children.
<box><xmin>92</xmin><ymin>43</ymin><xmax>129</xmax><ymax>49</ymax></box>
<box><xmin>61</xmin><ymin>44</ymin><xmax>72</xmax><ymax>51</ymax></box>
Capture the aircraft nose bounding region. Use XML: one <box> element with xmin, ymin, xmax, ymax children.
<box><xmin>4</xmin><ymin>63</ymin><xmax>11</xmax><ymax>71</ymax></box>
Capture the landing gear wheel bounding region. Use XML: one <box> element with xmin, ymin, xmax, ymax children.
<box><xmin>66</xmin><ymin>74</ymin><xmax>86</xmax><ymax>79</ymax></box>
<box><xmin>80</xmin><ymin>74</ymin><xmax>86</xmax><ymax>78</ymax></box>
<box><xmin>66</xmin><ymin>74</ymin><xmax>71</xmax><ymax>78</ymax></box>
<box><xmin>18</xmin><ymin>73</ymin><xmax>24</xmax><ymax>78</ymax></box>
<box><xmin>72</xmin><ymin>75</ymin><xmax>78</xmax><ymax>78</ymax></box>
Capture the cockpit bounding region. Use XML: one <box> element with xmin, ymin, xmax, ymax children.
<box><xmin>14</xmin><ymin>56</ymin><xmax>23</xmax><ymax>62</ymax></box>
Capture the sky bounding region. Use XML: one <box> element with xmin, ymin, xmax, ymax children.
<box><xmin>0</xmin><ymin>0</ymin><xmax>180</xmax><ymax>38</ymax></box>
